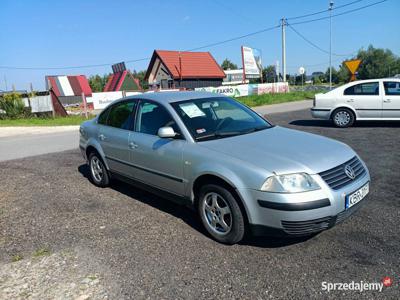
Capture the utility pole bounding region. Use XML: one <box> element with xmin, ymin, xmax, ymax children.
<box><xmin>281</xmin><ymin>18</ymin><xmax>287</xmax><ymax>83</ymax></box>
<box><xmin>329</xmin><ymin>0</ymin><xmax>334</xmax><ymax>89</ymax></box>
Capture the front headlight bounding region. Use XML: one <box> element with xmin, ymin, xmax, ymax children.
<box><xmin>261</xmin><ymin>173</ymin><xmax>320</xmax><ymax>193</ymax></box>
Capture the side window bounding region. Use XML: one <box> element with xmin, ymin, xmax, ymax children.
<box><xmin>383</xmin><ymin>82</ymin><xmax>400</xmax><ymax>96</ymax></box>
<box><xmin>136</xmin><ymin>101</ymin><xmax>180</xmax><ymax>136</ymax></box>
<box><xmin>97</xmin><ymin>107</ymin><xmax>110</xmax><ymax>125</ymax></box>
<box><xmin>107</xmin><ymin>101</ymin><xmax>136</xmax><ymax>130</ymax></box>
<box><xmin>344</xmin><ymin>82</ymin><xmax>379</xmax><ymax>96</ymax></box>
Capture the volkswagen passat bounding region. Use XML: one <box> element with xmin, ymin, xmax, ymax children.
<box><xmin>80</xmin><ymin>92</ymin><xmax>370</xmax><ymax>244</ymax></box>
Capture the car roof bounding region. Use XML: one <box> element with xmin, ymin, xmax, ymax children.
<box><xmin>123</xmin><ymin>91</ymin><xmax>224</xmax><ymax>104</ymax></box>
<box><xmin>347</xmin><ymin>78</ymin><xmax>400</xmax><ymax>84</ymax></box>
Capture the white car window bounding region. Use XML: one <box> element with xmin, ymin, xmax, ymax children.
<box><xmin>344</xmin><ymin>82</ymin><xmax>379</xmax><ymax>96</ymax></box>
<box><xmin>383</xmin><ymin>82</ymin><xmax>400</xmax><ymax>96</ymax></box>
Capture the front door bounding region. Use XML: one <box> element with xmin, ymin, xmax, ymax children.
<box><xmin>99</xmin><ymin>100</ymin><xmax>137</xmax><ymax>177</ymax></box>
<box><xmin>382</xmin><ymin>81</ymin><xmax>400</xmax><ymax>118</ymax></box>
<box><xmin>129</xmin><ymin>100</ymin><xmax>186</xmax><ymax>196</ymax></box>
<box><xmin>342</xmin><ymin>81</ymin><xmax>382</xmax><ymax>118</ymax></box>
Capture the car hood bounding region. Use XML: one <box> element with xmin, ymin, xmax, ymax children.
<box><xmin>199</xmin><ymin>126</ymin><xmax>355</xmax><ymax>174</ymax></box>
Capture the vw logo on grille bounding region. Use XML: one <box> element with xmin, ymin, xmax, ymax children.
<box><xmin>344</xmin><ymin>164</ymin><xmax>356</xmax><ymax>180</ymax></box>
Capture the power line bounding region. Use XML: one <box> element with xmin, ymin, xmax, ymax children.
<box><xmin>0</xmin><ymin>0</ymin><xmax>388</xmax><ymax>70</ymax></box>
<box><xmin>289</xmin><ymin>0</ymin><xmax>388</xmax><ymax>25</ymax></box>
<box><xmin>185</xmin><ymin>25</ymin><xmax>280</xmax><ymax>52</ymax></box>
<box><xmin>287</xmin><ymin>0</ymin><xmax>365</xmax><ymax>20</ymax></box>
<box><xmin>287</xmin><ymin>23</ymin><xmax>356</xmax><ymax>57</ymax></box>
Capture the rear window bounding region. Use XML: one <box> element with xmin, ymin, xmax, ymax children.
<box><xmin>344</xmin><ymin>82</ymin><xmax>379</xmax><ymax>96</ymax></box>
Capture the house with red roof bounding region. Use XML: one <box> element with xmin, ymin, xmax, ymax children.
<box><xmin>145</xmin><ymin>50</ymin><xmax>226</xmax><ymax>90</ymax></box>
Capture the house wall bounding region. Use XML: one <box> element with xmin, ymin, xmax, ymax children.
<box><xmin>148</xmin><ymin>58</ymin><xmax>171</xmax><ymax>84</ymax></box>
<box><xmin>173</xmin><ymin>79</ymin><xmax>223</xmax><ymax>89</ymax></box>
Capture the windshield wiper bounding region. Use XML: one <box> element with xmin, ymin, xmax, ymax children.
<box><xmin>196</xmin><ymin>126</ymin><xmax>270</xmax><ymax>141</ymax></box>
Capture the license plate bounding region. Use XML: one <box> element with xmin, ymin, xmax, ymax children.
<box><xmin>345</xmin><ymin>182</ymin><xmax>369</xmax><ymax>209</ymax></box>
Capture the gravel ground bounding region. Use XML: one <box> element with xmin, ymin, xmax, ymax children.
<box><xmin>0</xmin><ymin>109</ymin><xmax>398</xmax><ymax>299</ymax></box>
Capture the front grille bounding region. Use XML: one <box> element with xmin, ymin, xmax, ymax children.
<box><xmin>319</xmin><ymin>156</ymin><xmax>366</xmax><ymax>190</ymax></box>
<box><xmin>281</xmin><ymin>216</ymin><xmax>334</xmax><ymax>235</ymax></box>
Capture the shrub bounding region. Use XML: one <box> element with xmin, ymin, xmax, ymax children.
<box><xmin>0</xmin><ymin>92</ymin><xmax>30</xmax><ymax>119</ymax></box>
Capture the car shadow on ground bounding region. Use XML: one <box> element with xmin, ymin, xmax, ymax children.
<box><xmin>290</xmin><ymin>119</ymin><xmax>400</xmax><ymax>128</ymax></box>
<box><xmin>78</xmin><ymin>164</ymin><xmax>313</xmax><ymax>249</ymax></box>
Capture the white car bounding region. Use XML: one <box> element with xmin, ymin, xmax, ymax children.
<box><xmin>311</xmin><ymin>78</ymin><xmax>400</xmax><ymax>127</ymax></box>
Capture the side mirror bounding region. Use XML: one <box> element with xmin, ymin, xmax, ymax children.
<box><xmin>157</xmin><ymin>126</ymin><xmax>176</xmax><ymax>138</ymax></box>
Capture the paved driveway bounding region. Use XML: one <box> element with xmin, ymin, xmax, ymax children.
<box><xmin>0</xmin><ymin>109</ymin><xmax>398</xmax><ymax>299</ymax></box>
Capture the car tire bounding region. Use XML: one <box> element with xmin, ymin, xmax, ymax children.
<box><xmin>198</xmin><ymin>184</ymin><xmax>245</xmax><ymax>244</ymax></box>
<box><xmin>332</xmin><ymin>108</ymin><xmax>355</xmax><ymax>128</ymax></box>
<box><xmin>88</xmin><ymin>152</ymin><xmax>110</xmax><ymax>187</ymax></box>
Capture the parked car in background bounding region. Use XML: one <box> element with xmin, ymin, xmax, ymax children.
<box><xmin>80</xmin><ymin>91</ymin><xmax>370</xmax><ymax>244</ymax></box>
<box><xmin>311</xmin><ymin>78</ymin><xmax>400</xmax><ymax>127</ymax></box>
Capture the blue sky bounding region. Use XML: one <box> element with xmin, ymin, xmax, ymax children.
<box><xmin>0</xmin><ymin>0</ymin><xmax>399</xmax><ymax>90</ymax></box>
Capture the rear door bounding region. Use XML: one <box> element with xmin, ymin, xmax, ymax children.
<box><xmin>382</xmin><ymin>81</ymin><xmax>400</xmax><ymax>118</ymax></box>
<box><xmin>98</xmin><ymin>100</ymin><xmax>137</xmax><ymax>177</ymax></box>
<box><xmin>129</xmin><ymin>100</ymin><xmax>186</xmax><ymax>196</ymax></box>
<box><xmin>342</xmin><ymin>82</ymin><xmax>382</xmax><ymax>118</ymax></box>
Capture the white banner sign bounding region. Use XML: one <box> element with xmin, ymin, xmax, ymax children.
<box><xmin>87</xmin><ymin>91</ymin><xmax>123</xmax><ymax>109</ymax></box>
<box><xmin>242</xmin><ymin>46</ymin><xmax>262</xmax><ymax>78</ymax></box>
<box><xmin>195</xmin><ymin>82</ymin><xmax>289</xmax><ymax>97</ymax></box>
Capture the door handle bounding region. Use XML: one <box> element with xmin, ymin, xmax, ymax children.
<box><xmin>129</xmin><ymin>142</ymin><xmax>138</xmax><ymax>149</ymax></box>
<box><xmin>98</xmin><ymin>134</ymin><xmax>106</xmax><ymax>141</ymax></box>
<box><xmin>383</xmin><ymin>99</ymin><xmax>391</xmax><ymax>103</ymax></box>
<box><xmin>347</xmin><ymin>99</ymin><xmax>354</xmax><ymax>102</ymax></box>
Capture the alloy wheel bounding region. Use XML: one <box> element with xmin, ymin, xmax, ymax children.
<box><xmin>90</xmin><ymin>156</ymin><xmax>103</xmax><ymax>183</ymax></box>
<box><xmin>202</xmin><ymin>192</ymin><xmax>232</xmax><ymax>235</ymax></box>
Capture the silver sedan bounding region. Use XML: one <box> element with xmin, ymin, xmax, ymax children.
<box><xmin>79</xmin><ymin>91</ymin><xmax>370</xmax><ymax>244</ymax></box>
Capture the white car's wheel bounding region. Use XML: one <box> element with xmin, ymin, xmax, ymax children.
<box><xmin>332</xmin><ymin>108</ymin><xmax>355</xmax><ymax>128</ymax></box>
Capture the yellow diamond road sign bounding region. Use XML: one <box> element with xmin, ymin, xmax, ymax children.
<box><xmin>344</xmin><ymin>59</ymin><xmax>362</xmax><ymax>81</ymax></box>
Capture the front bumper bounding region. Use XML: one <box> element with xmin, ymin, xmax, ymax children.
<box><xmin>238</xmin><ymin>170</ymin><xmax>370</xmax><ymax>236</ymax></box>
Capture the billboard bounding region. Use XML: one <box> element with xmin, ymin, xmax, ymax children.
<box><xmin>241</xmin><ymin>46</ymin><xmax>262</xmax><ymax>78</ymax></box>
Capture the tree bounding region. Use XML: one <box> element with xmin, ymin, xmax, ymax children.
<box><xmin>355</xmin><ymin>45</ymin><xmax>400</xmax><ymax>79</ymax></box>
<box><xmin>132</xmin><ymin>70</ymin><xmax>148</xmax><ymax>90</ymax></box>
<box><xmin>88</xmin><ymin>74</ymin><xmax>110</xmax><ymax>92</ymax></box>
<box><xmin>221</xmin><ymin>59</ymin><xmax>238</xmax><ymax>70</ymax></box>
<box><xmin>262</xmin><ymin>65</ymin><xmax>277</xmax><ymax>83</ymax></box>
<box><xmin>324</xmin><ymin>67</ymin><xmax>339</xmax><ymax>84</ymax></box>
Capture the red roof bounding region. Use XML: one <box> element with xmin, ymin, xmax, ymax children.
<box><xmin>146</xmin><ymin>50</ymin><xmax>226</xmax><ymax>80</ymax></box>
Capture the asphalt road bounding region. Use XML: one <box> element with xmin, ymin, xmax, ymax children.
<box><xmin>0</xmin><ymin>109</ymin><xmax>399</xmax><ymax>299</ymax></box>
<box><xmin>0</xmin><ymin>130</ymin><xmax>79</xmax><ymax>162</ymax></box>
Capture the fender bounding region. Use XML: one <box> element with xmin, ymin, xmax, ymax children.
<box><xmin>85</xmin><ymin>137</ymin><xmax>110</xmax><ymax>170</ymax></box>
<box><xmin>330</xmin><ymin>104</ymin><xmax>358</xmax><ymax>119</ymax></box>
<box><xmin>188</xmin><ymin>161</ymin><xmax>268</xmax><ymax>221</ymax></box>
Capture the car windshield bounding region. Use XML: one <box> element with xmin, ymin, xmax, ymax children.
<box><xmin>172</xmin><ymin>97</ymin><xmax>272</xmax><ymax>141</ymax></box>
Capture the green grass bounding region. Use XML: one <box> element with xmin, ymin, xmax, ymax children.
<box><xmin>235</xmin><ymin>90</ymin><xmax>320</xmax><ymax>107</ymax></box>
<box><xmin>32</xmin><ymin>247</ymin><xmax>51</xmax><ymax>257</ymax></box>
<box><xmin>0</xmin><ymin>115</ymin><xmax>91</xmax><ymax>127</ymax></box>
<box><xmin>12</xmin><ymin>254</ymin><xmax>23</xmax><ymax>262</ymax></box>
